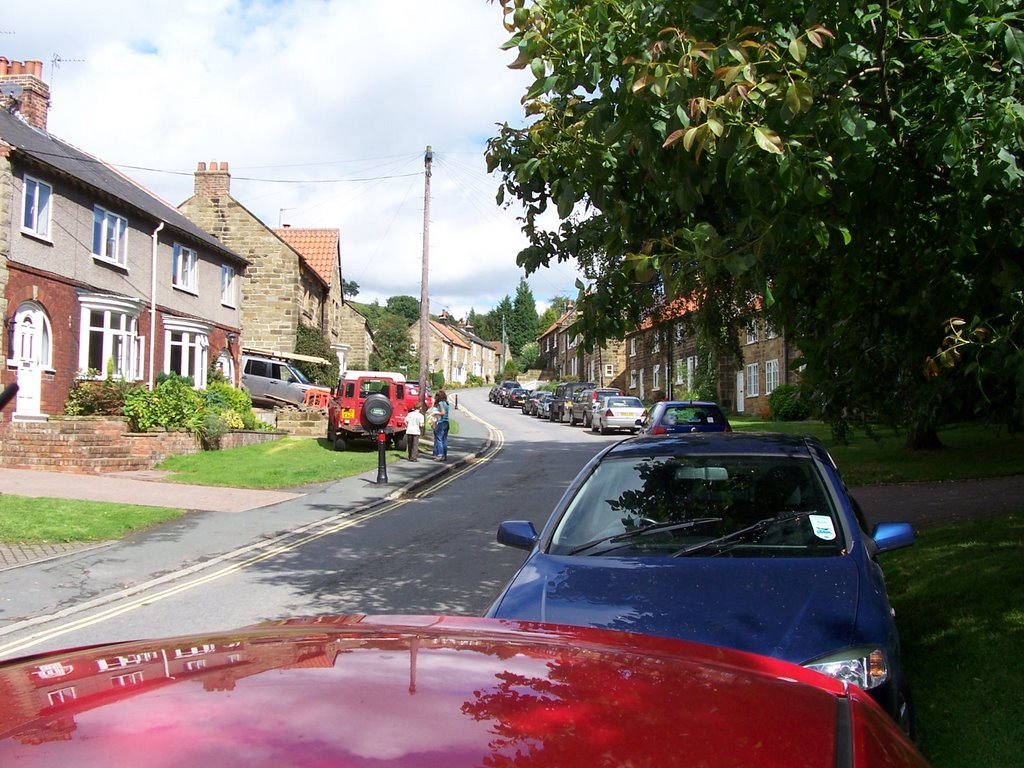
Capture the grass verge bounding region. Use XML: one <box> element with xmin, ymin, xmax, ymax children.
<box><xmin>885</xmin><ymin>512</ymin><xmax>1024</xmax><ymax>767</ymax></box>
<box><xmin>731</xmin><ymin>419</ymin><xmax>1024</xmax><ymax>485</ymax></box>
<box><xmin>0</xmin><ymin>497</ymin><xmax>184</xmax><ymax>544</ymax></box>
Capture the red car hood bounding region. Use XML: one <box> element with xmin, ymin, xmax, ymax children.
<box><xmin>0</xmin><ymin>615</ymin><xmax>928</xmax><ymax>767</ymax></box>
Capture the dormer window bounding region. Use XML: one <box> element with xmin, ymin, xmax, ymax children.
<box><xmin>92</xmin><ymin>206</ymin><xmax>128</xmax><ymax>266</ymax></box>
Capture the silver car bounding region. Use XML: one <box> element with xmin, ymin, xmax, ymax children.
<box><xmin>592</xmin><ymin>395</ymin><xmax>646</xmax><ymax>434</ymax></box>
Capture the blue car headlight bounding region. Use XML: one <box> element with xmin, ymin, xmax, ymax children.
<box><xmin>804</xmin><ymin>646</ymin><xmax>890</xmax><ymax>690</ymax></box>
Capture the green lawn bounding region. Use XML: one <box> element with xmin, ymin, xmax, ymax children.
<box><xmin>885</xmin><ymin>513</ymin><xmax>1024</xmax><ymax>767</ymax></box>
<box><xmin>731</xmin><ymin>418</ymin><xmax>1024</xmax><ymax>485</ymax></box>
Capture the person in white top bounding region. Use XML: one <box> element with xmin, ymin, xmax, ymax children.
<box><xmin>404</xmin><ymin>404</ymin><xmax>425</xmax><ymax>461</ymax></box>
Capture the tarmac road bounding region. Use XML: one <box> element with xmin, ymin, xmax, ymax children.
<box><xmin>1</xmin><ymin>398</ymin><xmax>1022</xmax><ymax>572</ymax></box>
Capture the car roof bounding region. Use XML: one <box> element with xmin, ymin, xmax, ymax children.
<box><xmin>658</xmin><ymin>400</ymin><xmax>723</xmax><ymax>409</ymax></box>
<box><xmin>604</xmin><ymin>432</ymin><xmax>824</xmax><ymax>461</ymax></box>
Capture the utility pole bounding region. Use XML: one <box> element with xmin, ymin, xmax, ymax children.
<box><xmin>417</xmin><ymin>146</ymin><xmax>432</xmax><ymax>407</ymax></box>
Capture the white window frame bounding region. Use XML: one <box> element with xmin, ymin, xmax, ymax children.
<box><xmin>629</xmin><ymin>338</ymin><xmax>637</xmax><ymax>357</ymax></box>
<box><xmin>653</xmin><ymin>363</ymin><xmax>661</xmax><ymax>391</ymax></box>
<box><xmin>630</xmin><ymin>369</ymin><xmax>637</xmax><ymax>389</ymax></box>
<box><xmin>92</xmin><ymin>206</ymin><xmax>129</xmax><ymax>266</ymax></box>
<box><xmin>164</xmin><ymin>317</ymin><xmax>211</xmax><ymax>388</ymax></box>
<box><xmin>746</xmin><ymin>321</ymin><xmax>758</xmax><ymax>345</ymax></box>
<box><xmin>687</xmin><ymin>356</ymin><xmax>697</xmax><ymax>392</ymax></box>
<box><xmin>604</xmin><ymin>363</ymin><xmax>613</xmax><ymax>378</ymax></box>
<box><xmin>220</xmin><ymin>264</ymin><xmax>237</xmax><ymax>307</ymax></box>
<box><xmin>765</xmin><ymin>358</ymin><xmax>780</xmax><ymax>395</ymax></box>
<box><xmin>746</xmin><ymin>362</ymin><xmax>760</xmax><ymax>397</ymax></box>
<box><xmin>652</xmin><ymin>333</ymin><xmax>660</xmax><ymax>353</ymax></box>
<box><xmin>172</xmin><ymin>243</ymin><xmax>198</xmax><ymax>292</ymax></box>
<box><xmin>675</xmin><ymin>360</ymin><xmax>684</xmax><ymax>385</ymax></box>
<box><xmin>21</xmin><ymin>174</ymin><xmax>52</xmax><ymax>239</ymax></box>
<box><xmin>78</xmin><ymin>294</ymin><xmax>145</xmax><ymax>380</ymax></box>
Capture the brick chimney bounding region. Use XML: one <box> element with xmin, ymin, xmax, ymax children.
<box><xmin>193</xmin><ymin>161</ymin><xmax>231</xmax><ymax>197</ymax></box>
<box><xmin>0</xmin><ymin>58</ymin><xmax>50</xmax><ymax>131</ymax></box>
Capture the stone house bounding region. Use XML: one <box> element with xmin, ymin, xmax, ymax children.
<box><xmin>622</xmin><ymin>296</ymin><xmax>798</xmax><ymax>413</ymax></box>
<box><xmin>0</xmin><ymin>59</ymin><xmax>247</xmax><ymax>422</ymax></box>
<box><xmin>272</xmin><ymin>226</ymin><xmax>373</xmax><ymax>372</ymax></box>
<box><xmin>409</xmin><ymin>317</ymin><xmax>471</xmax><ymax>385</ymax></box>
<box><xmin>178</xmin><ymin>162</ymin><xmax>371</xmax><ymax>374</ymax></box>
<box><xmin>537</xmin><ymin>305</ymin><xmax>627</xmax><ymax>390</ymax></box>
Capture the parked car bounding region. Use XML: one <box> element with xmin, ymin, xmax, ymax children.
<box><xmin>523</xmin><ymin>390</ymin><xmax>550</xmax><ymax>415</ymax></box>
<box><xmin>550</xmin><ymin>381</ymin><xmax>595</xmax><ymax>423</ymax></box>
<box><xmin>488</xmin><ymin>432</ymin><xmax>917</xmax><ymax>733</ymax></box>
<box><xmin>592</xmin><ymin>395</ymin><xmax>646</xmax><ymax>434</ymax></box>
<box><xmin>404</xmin><ymin>380</ymin><xmax>433</xmax><ymax>410</ymax></box>
<box><xmin>240</xmin><ymin>353</ymin><xmax>327</xmax><ymax>408</ymax></box>
<box><xmin>326</xmin><ymin>370</ymin><xmax>410</xmax><ymax>451</ymax></box>
<box><xmin>569</xmin><ymin>386</ymin><xmax>624</xmax><ymax>427</ymax></box>
<box><xmin>536</xmin><ymin>392</ymin><xmax>555</xmax><ymax>419</ymax></box>
<box><xmin>0</xmin><ymin>614</ymin><xmax>929</xmax><ymax>767</ymax></box>
<box><xmin>489</xmin><ymin>380</ymin><xmax>518</xmax><ymax>404</ymax></box>
<box><xmin>506</xmin><ymin>387</ymin><xmax>531</xmax><ymax>409</ymax></box>
<box><xmin>639</xmin><ymin>399</ymin><xmax>732</xmax><ymax>434</ymax></box>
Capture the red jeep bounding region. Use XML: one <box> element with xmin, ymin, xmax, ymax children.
<box><xmin>327</xmin><ymin>371</ymin><xmax>411</xmax><ymax>451</ymax></box>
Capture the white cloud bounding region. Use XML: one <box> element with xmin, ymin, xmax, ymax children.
<box><xmin>2</xmin><ymin>0</ymin><xmax>585</xmax><ymax>318</ymax></box>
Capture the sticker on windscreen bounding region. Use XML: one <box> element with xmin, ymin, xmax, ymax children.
<box><xmin>809</xmin><ymin>515</ymin><xmax>837</xmax><ymax>540</ymax></box>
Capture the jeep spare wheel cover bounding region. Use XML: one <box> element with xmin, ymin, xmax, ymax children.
<box><xmin>361</xmin><ymin>393</ymin><xmax>393</xmax><ymax>427</ymax></box>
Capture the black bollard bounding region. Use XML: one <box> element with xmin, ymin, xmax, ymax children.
<box><xmin>454</xmin><ymin>394</ymin><xmax>459</xmax><ymax>409</ymax></box>
<box><xmin>375</xmin><ymin>430</ymin><xmax>388</xmax><ymax>484</ymax></box>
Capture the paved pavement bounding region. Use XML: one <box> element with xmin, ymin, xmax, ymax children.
<box><xmin>0</xmin><ymin>403</ymin><xmax>495</xmax><ymax>571</ymax></box>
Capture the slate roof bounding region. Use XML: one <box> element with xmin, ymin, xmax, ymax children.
<box><xmin>0</xmin><ymin>108</ymin><xmax>247</xmax><ymax>266</ymax></box>
<box><xmin>272</xmin><ymin>227</ymin><xmax>337</xmax><ymax>287</ymax></box>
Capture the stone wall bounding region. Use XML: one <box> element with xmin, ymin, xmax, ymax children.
<box><xmin>0</xmin><ymin>417</ymin><xmax>285</xmax><ymax>474</ymax></box>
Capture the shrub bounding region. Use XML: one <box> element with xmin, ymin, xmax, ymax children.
<box><xmin>768</xmin><ymin>384</ymin><xmax>811</xmax><ymax>421</ymax></box>
<box><xmin>123</xmin><ymin>378</ymin><xmax>205</xmax><ymax>432</ymax></box>
<box><xmin>64</xmin><ymin>375</ymin><xmax>140</xmax><ymax>416</ymax></box>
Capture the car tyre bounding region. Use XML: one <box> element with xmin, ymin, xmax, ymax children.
<box><xmin>333</xmin><ymin>436</ymin><xmax>348</xmax><ymax>452</ymax></box>
<box><xmin>600</xmin><ymin>424</ymin><xmax>609</xmax><ymax>435</ymax></box>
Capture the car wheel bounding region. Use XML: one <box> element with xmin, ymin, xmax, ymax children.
<box><xmin>333</xmin><ymin>436</ymin><xmax>348</xmax><ymax>452</ymax></box>
<box><xmin>600</xmin><ymin>424</ymin><xmax>609</xmax><ymax>435</ymax></box>
<box><xmin>326</xmin><ymin>420</ymin><xmax>335</xmax><ymax>442</ymax></box>
<box><xmin>569</xmin><ymin>411</ymin><xmax>577</xmax><ymax>426</ymax></box>
<box><xmin>393</xmin><ymin>433</ymin><xmax>407</xmax><ymax>451</ymax></box>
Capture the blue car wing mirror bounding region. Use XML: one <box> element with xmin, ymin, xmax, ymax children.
<box><xmin>871</xmin><ymin>522</ymin><xmax>916</xmax><ymax>554</ymax></box>
<box><xmin>497</xmin><ymin>521</ymin><xmax>539</xmax><ymax>551</ymax></box>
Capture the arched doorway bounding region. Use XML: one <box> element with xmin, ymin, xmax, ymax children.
<box><xmin>10</xmin><ymin>302</ymin><xmax>52</xmax><ymax>419</ymax></box>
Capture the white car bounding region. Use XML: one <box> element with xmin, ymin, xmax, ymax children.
<box><xmin>592</xmin><ymin>395</ymin><xmax>646</xmax><ymax>434</ymax></box>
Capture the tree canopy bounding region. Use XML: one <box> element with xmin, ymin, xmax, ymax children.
<box><xmin>487</xmin><ymin>0</ymin><xmax>1024</xmax><ymax>440</ymax></box>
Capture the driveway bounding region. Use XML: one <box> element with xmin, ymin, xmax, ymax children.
<box><xmin>851</xmin><ymin>475</ymin><xmax>1024</xmax><ymax>530</ymax></box>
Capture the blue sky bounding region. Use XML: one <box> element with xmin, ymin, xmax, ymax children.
<box><xmin>2</xmin><ymin>0</ymin><xmax>585</xmax><ymax>317</ymax></box>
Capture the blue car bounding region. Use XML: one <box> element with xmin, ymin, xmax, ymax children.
<box><xmin>487</xmin><ymin>433</ymin><xmax>916</xmax><ymax>733</ymax></box>
<box><xmin>638</xmin><ymin>399</ymin><xmax>732</xmax><ymax>434</ymax></box>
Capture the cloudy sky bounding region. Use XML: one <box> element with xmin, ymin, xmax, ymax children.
<box><xmin>3</xmin><ymin>0</ymin><xmax>583</xmax><ymax>318</ymax></box>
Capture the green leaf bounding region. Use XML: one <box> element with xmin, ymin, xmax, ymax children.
<box><xmin>789</xmin><ymin>37</ymin><xmax>807</xmax><ymax>64</ymax></box>
<box><xmin>530</xmin><ymin>57</ymin><xmax>546</xmax><ymax>78</ymax></box>
<box><xmin>706</xmin><ymin>117</ymin><xmax>724</xmax><ymax>137</ymax></box>
<box><xmin>1005</xmin><ymin>25</ymin><xmax>1024</xmax><ymax>66</ymax></box>
<box><xmin>557</xmin><ymin>181</ymin><xmax>576</xmax><ymax>218</ymax></box>
<box><xmin>753</xmin><ymin>125</ymin><xmax>784</xmax><ymax>154</ymax></box>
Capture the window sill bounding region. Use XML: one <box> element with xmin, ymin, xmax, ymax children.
<box><xmin>172</xmin><ymin>284</ymin><xmax>199</xmax><ymax>297</ymax></box>
<box><xmin>20</xmin><ymin>229</ymin><xmax>54</xmax><ymax>245</ymax></box>
<box><xmin>92</xmin><ymin>254</ymin><xmax>128</xmax><ymax>271</ymax></box>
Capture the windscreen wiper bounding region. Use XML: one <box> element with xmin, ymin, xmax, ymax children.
<box><xmin>672</xmin><ymin>512</ymin><xmax>810</xmax><ymax>557</ymax></box>
<box><xmin>568</xmin><ymin>517</ymin><xmax>723</xmax><ymax>556</ymax></box>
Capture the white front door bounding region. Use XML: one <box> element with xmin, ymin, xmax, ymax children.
<box><xmin>12</xmin><ymin>308</ymin><xmax>46</xmax><ymax>418</ymax></box>
<box><xmin>735</xmin><ymin>371</ymin><xmax>746</xmax><ymax>414</ymax></box>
